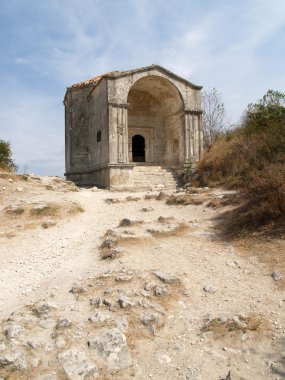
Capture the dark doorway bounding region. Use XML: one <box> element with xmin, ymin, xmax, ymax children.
<box><xmin>132</xmin><ymin>135</ymin><xmax>145</xmax><ymax>162</ymax></box>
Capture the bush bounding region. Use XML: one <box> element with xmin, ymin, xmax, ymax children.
<box><xmin>198</xmin><ymin>90</ymin><xmax>285</xmax><ymax>228</ymax></box>
<box><xmin>0</xmin><ymin>140</ymin><xmax>17</xmax><ymax>170</ymax></box>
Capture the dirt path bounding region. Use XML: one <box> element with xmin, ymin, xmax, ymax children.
<box><xmin>0</xmin><ymin>178</ymin><xmax>285</xmax><ymax>379</ymax></box>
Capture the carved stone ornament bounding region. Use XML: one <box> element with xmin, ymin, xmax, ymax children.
<box><xmin>117</xmin><ymin>125</ymin><xmax>124</xmax><ymax>135</ymax></box>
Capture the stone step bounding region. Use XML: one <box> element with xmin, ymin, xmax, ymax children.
<box><xmin>128</xmin><ymin>165</ymin><xmax>182</xmax><ymax>190</ymax></box>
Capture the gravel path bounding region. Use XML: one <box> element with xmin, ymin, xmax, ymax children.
<box><xmin>0</xmin><ymin>178</ymin><xmax>285</xmax><ymax>379</ymax></box>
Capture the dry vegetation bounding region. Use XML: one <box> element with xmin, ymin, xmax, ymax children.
<box><xmin>202</xmin><ymin>314</ymin><xmax>269</xmax><ymax>338</ymax></box>
<box><xmin>166</xmin><ymin>194</ymin><xmax>204</xmax><ymax>206</ymax></box>
<box><xmin>0</xmin><ymin>175</ymin><xmax>84</xmax><ymax>237</ymax></box>
<box><xmin>147</xmin><ymin>222</ymin><xmax>189</xmax><ymax>238</ymax></box>
<box><xmin>198</xmin><ymin>90</ymin><xmax>285</xmax><ymax>236</ymax></box>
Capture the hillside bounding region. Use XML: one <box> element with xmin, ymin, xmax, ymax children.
<box><xmin>0</xmin><ymin>173</ymin><xmax>285</xmax><ymax>379</ymax></box>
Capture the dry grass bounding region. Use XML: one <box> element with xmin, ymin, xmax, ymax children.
<box><xmin>45</xmin><ymin>185</ymin><xmax>54</xmax><ymax>190</ymax></box>
<box><xmin>147</xmin><ymin>222</ymin><xmax>189</xmax><ymax>238</ymax></box>
<box><xmin>233</xmin><ymin>236</ymin><xmax>285</xmax><ymax>289</ymax></box>
<box><xmin>99</xmin><ymin>229</ymin><xmax>122</xmax><ymax>260</ymax></box>
<box><xmin>118</xmin><ymin>218</ymin><xmax>143</xmax><ymax>227</ymax></box>
<box><xmin>81</xmin><ymin>269</ymin><xmax>185</xmax><ymax>344</ymax></box>
<box><xmin>202</xmin><ymin>314</ymin><xmax>269</xmax><ymax>338</ymax></box>
<box><xmin>1</xmin><ymin>200</ymin><xmax>85</xmax><ymax>237</ymax></box>
<box><xmin>41</xmin><ymin>221</ymin><xmax>57</xmax><ymax>229</ymax></box>
<box><xmin>166</xmin><ymin>194</ymin><xmax>204</xmax><ymax>206</ymax></box>
<box><xmin>144</xmin><ymin>194</ymin><xmax>158</xmax><ymax>200</ymax></box>
<box><xmin>30</xmin><ymin>204</ymin><xmax>59</xmax><ymax>217</ymax></box>
<box><xmin>5</xmin><ymin>205</ymin><xmax>25</xmax><ymax>215</ymax></box>
<box><xmin>0</xmin><ymin>170</ymin><xmax>28</xmax><ymax>181</ymax></box>
<box><xmin>157</xmin><ymin>216</ymin><xmax>175</xmax><ymax>224</ymax></box>
<box><xmin>125</xmin><ymin>196</ymin><xmax>141</xmax><ymax>202</ymax></box>
<box><xmin>206</xmin><ymin>199</ymin><xmax>223</xmax><ymax>209</ymax></box>
<box><xmin>68</xmin><ymin>203</ymin><xmax>85</xmax><ymax>214</ymax></box>
<box><xmin>198</xmin><ymin>111</ymin><xmax>285</xmax><ymax>231</ymax></box>
<box><xmin>105</xmin><ymin>198</ymin><xmax>120</xmax><ymax>204</ymax></box>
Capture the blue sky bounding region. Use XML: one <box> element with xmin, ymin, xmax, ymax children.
<box><xmin>0</xmin><ymin>0</ymin><xmax>285</xmax><ymax>176</ymax></box>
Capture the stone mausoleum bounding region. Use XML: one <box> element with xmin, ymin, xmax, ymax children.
<box><xmin>64</xmin><ymin>64</ymin><xmax>203</xmax><ymax>189</ymax></box>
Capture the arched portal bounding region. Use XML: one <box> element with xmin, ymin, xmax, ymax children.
<box><xmin>132</xmin><ymin>135</ymin><xmax>145</xmax><ymax>162</ymax></box>
<box><xmin>127</xmin><ymin>75</ymin><xmax>184</xmax><ymax>166</ymax></box>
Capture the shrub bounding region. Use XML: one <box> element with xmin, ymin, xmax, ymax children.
<box><xmin>0</xmin><ymin>140</ymin><xmax>17</xmax><ymax>170</ymax></box>
<box><xmin>198</xmin><ymin>90</ymin><xmax>285</xmax><ymax>229</ymax></box>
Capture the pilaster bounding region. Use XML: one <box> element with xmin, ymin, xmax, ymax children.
<box><xmin>109</xmin><ymin>103</ymin><xmax>129</xmax><ymax>164</ymax></box>
<box><xmin>184</xmin><ymin>110</ymin><xmax>203</xmax><ymax>162</ymax></box>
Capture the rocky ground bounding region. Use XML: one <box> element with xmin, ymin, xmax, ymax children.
<box><xmin>0</xmin><ymin>173</ymin><xmax>285</xmax><ymax>380</ymax></box>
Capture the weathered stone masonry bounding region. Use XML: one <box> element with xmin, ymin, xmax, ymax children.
<box><xmin>64</xmin><ymin>65</ymin><xmax>203</xmax><ymax>189</ymax></box>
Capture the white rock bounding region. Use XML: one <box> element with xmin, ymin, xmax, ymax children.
<box><xmin>158</xmin><ymin>354</ymin><xmax>172</xmax><ymax>364</ymax></box>
<box><xmin>56</xmin><ymin>317</ymin><xmax>72</xmax><ymax>329</ymax></box>
<box><xmin>55</xmin><ymin>337</ymin><xmax>66</xmax><ymax>349</ymax></box>
<box><xmin>36</xmin><ymin>373</ymin><xmax>57</xmax><ymax>380</ymax></box>
<box><xmin>88</xmin><ymin>312</ymin><xmax>111</xmax><ymax>324</ymax></box>
<box><xmin>88</xmin><ymin>328</ymin><xmax>132</xmax><ymax>371</ymax></box>
<box><xmin>271</xmin><ymin>271</ymin><xmax>283</xmax><ymax>281</ymax></box>
<box><xmin>140</xmin><ymin>312</ymin><xmax>160</xmax><ymax>326</ymax></box>
<box><xmin>58</xmin><ymin>348</ymin><xmax>98</xmax><ymax>380</ymax></box>
<box><xmin>203</xmin><ymin>285</ymin><xmax>218</xmax><ymax>294</ymax></box>
<box><xmin>118</xmin><ymin>296</ymin><xmax>135</xmax><ymax>308</ymax></box>
<box><xmin>4</xmin><ymin>324</ymin><xmax>25</xmax><ymax>340</ymax></box>
<box><xmin>0</xmin><ymin>350</ymin><xmax>27</xmax><ymax>370</ymax></box>
<box><xmin>115</xmin><ymin>316</ymin><xmax>129</xmax><ymax>332</ymax></box>
<box><xmin>153</xmin><ymin>271</ymin><xmax>181</xmax><ymax>284</ymax></box>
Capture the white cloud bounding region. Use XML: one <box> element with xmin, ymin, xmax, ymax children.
<box><xmin>15</xmin><ymin>57</ymin><xmax>30</xmax><ymax>65</ymax></box>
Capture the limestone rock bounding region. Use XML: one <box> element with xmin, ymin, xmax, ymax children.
<box><xmin>88</xmin><ymin>312</ymin><xmax>111</xmax><ymax>324</ymax></box>
<box><xmin>55</xmin><ymin>336</ymin><xmax>66</xmax><ymax>349</ymax></box>
<box><xmin>157</xmin><ymin>353</ymin><xmax>172</xmax><ymax>364</ymax></box>
<box><xmin>58</xmin><ymin>348</ymin><xmax>98</xmax><ymax>380</ymax></box>
<box><xmin>115</xmin><ymin>316</ymin><xmax>128</xmax><ymax>333</ymax></box>
<box><xmin>36</xmin><ymin>373</ymin><xmax>57</xmax><ymax>380</ymax></box>
<box><xmin>144</xmin><ymin>281</ymin><xmax>156</xmax><ymax>291</ymax></box>
<box><xmin>26</xmin><ymin>338</ymin><xmax>42</xmax><ymax>349</ymax></box>
<box><xmin>140</xmin><ymin>312</ymin><xmax>160</xmax><ymax>326</ymax></box>
<box><xmin>89</xmin><ymin>297</ymin><xmax>103</xmax><ymax>307</ymax></box>
<box><xmin>154</xmin><ymin>286</ymin><xmax>170</xmax><ymax>297</ymax></box>
<box><xmin>185</xmin><ymin>368</ymin><xmax>198</xmax><ymax>380</ymax></box>
<box><xmin>4</xmin><ymin>324</ymin><xmax>25</xmax><ymax>339</ymax></box>
<box><xmin>118</xmin><ymin>296</ymin><xmax>135</xmax><ymax>309</ymax></box>
<box><xmin>118</xmin><ymin>218</ymin><xmax>132</xmax><ymax>227</ymax></box>
<box><xmin>115</xmin><ymin>275</ymin><xmax>133</xmax><ymax>282</ymax></box>
<box><xmin>153</xmin><ymin>271</ymin><xmax>181</xmax><ymax>284</ymax></box>
<box><xmin>32</xmin><ymin>302</ymin><xmax>58</xmax><ymax>317</ymax></box>
<box><xmin>0</xmin><ymin>350</ymin><xmax>27</xmax><ymax>371</ymax></box>
<box><xmin>70</xmin><ymin>285</ymin><xmax>85</xmax><ymax>294</ymax></box>
<box><xmin>271</xmin><ymin>271</ymin><xmax>283</xmax><ymax>281</ymax></box>
<box><xmin>88</xmin><ymin>328</ymin><xmax>132</xmax><ymax>371</ymax></box>
<box><xmin>32</xmin><ymin>204</ymin><xmax>48</xmax><ymax>212</ymax></box>
<box><xmin>203</xmin><ymin>285</ymin><xmax>218</xmax><ymax>293</ymax></box>
<box><xmin>56</xmin><ymin>317</ymin><xmax>72</xmax><ymax>329</ymax></box>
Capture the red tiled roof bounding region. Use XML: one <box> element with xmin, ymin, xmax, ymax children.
<box><xmin>65</xmin><ymin>65</ymin><xmax>203</xmax><ymax>94</ymax></box>
<box><xmin>67</xmin><ymin>70</ymin><xmax>123</xmax><ymax>90</ymax></box>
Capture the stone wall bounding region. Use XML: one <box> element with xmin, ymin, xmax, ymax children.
<box><xmin>65</xmin><ymin>86</ymin><xmax>91</xmax><ymax>173</ymax></box>
<box><xmin>89</xmin><ymin>79</ymin><xmax>109</xmax><ymax>167</ymax></box>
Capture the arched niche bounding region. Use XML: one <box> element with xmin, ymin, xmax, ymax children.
<box><xmin>127</xmin><ymin>75</ymin><xmax>185</xmax><ymax>165</ymax></box>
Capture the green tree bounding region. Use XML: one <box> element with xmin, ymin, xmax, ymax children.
<box><xmin>0</xmin><ymin>140</ymin><xmax>17</xmax><ymax>170</ymax></box>
<box><xmin>243</xmin><ymin>90</ymin><xmax>285</xmax><ymax>134</ymax></box>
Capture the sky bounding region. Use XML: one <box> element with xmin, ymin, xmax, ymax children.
<box><xmin>0</xmin><ymin>0</ymin><xmax>285</xmax><ymax>176</ymax></box>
